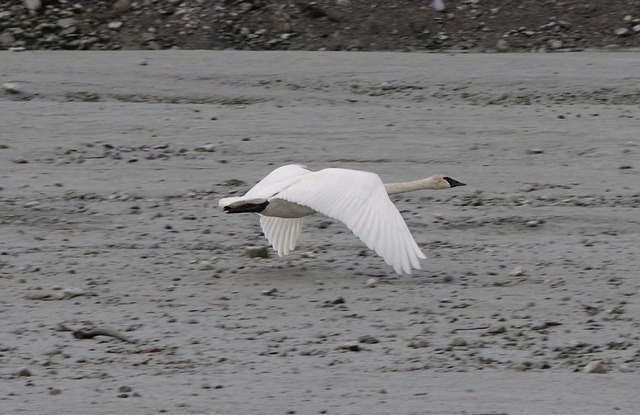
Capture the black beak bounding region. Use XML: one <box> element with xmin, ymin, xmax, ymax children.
<box><xmin>443</xmin><ymin>177</ymin><xmax>466</xmax><ymax>188</ymax></box>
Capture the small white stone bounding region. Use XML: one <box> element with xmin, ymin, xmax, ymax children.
<box><xmin>61</xmin><ymin>287</ymin><xmax>85</xmax><ymax>299</ymax></box>
<box><xmin>614</xmin><ymin>27</ymin><xmax>630</xmax><ymax>36</ymax></box>
<box><xmin>547</xmin><ymin>39</ymin><xmax>563</xmax><ymax>50</ymax></box>
<box><xmin>583</xmin><ymin>360</ymin><xmax>608</xmax><ymax>374</ymax></box>
<box><xmin>510</xmin><ymin>266</ymin><xmax>527</xmax><ymax>277</ymax></box>
<box><xmin>495</xmin><ymin>39</ymin><xmax>509</xmax><ymax>52</ymax></box>
<box><xmin>194</xmin><ymin>144</ymin><xmax>216</xmax><ymax>152</ymax></box>
<box><xmin>24</xmin><ymin>0</ymin><xmax>41</xmax><ymax>11</ymax></box>
<box><xmin>3</xmin><ymin>82</ymin><xmax>22</xmax><ymax>94</ymax></box>
<box><xmin>432</xmin><ymin>0</ymin><xmax>446</xmax><ymax>12</ymax></box>
<box><xmin>108</xmin><ymin>21</ymin><xmax>124</xmax><ymax>30</ymax></box>
<box><xmin>261</xmin><ymin>288</ymin><xmax>278</xmax><ymax>296</ymax></box>
<box><xmin>197</xmin><ymin>261</ymin><xmax>214</xmax><ymax>270</ymax></box>
<box><xmin>365</xmin><ymin>278</ymin><xmax>378</xmax><ymax>287</ymax></box>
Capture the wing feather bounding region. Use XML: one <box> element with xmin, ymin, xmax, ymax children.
<box><xmin>274</xmin><ymin>168</ymin><xmax>426</xmax><ymax>274</ymax></box>
<box><xmin>244</xmin><ymin>164</ymin><xmax>311</xmax><ymax>199</ymax></box>
<box><xmin>259</xmin><ymin>216</ymin><xmax>304</xmax><ymax>256</ymax></box>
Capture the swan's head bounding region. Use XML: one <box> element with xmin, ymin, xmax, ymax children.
<box><xmin>430</xmin><ymin>174</ymin><xmax>466</xmax><ymax>189</ymax></box>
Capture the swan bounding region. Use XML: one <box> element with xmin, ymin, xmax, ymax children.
<box><xmin>219</xmin><ymin>164</ymin><xmax>466</xmax><ymax>274</ymax></box>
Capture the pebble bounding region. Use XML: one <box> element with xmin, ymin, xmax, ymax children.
<box><xmin>0</xmin><ymin>0</ymin><xmax>632</xmax><ymax>53</ymax></box>
<box><xmin>526</xmin><ymin>148</ymin><xmax>545</xmax><ymax>154</ymax></box>
<box><xmin>547</xmin><ymin>39</ymin><xmax>563</xmax><ymax>50</ymax></box>
<box><xmin>365</xmin><ymin>277</ymin><xmax>378</xmax><ymax>287</ymax></box>
<box><xmin>432</xmin><ymin>0</ymin><xmax>446</xmax><ymax>12</ymax></box>
<box><xmin>358</xmin><ymin>335</ymin><xmax>380</xmax><ymax>344</ymax></box>
<box><xmin>510</xmin><ymin>266</ymin><xmax>527</xmax><ymax>276</ymax></box>
<box><xmin>17</xmin><ymin>367</ymin><xmax>32</xmax><ymax>377</ymax></box>
<box><xmin>3</xmin><ymin>82</ymin><xmax>22</xmax><ymax>94</ymax></box>
<box><xmin>108</xmin><ymin>21</ymin><xmax>124</xmax><ymax>30</ymax></box>
<box><xmin>261</xmin><ymin>288</ymin><xmax>278</xmax><ymax>296</ymax></box>
<box><xmin>194</xmin><ymin>144</ymin><xmax>216</xmax><ymax>152</ymax></box>
<box><xmin>340</xmin><ymin>342</ymin><xmax>361</xmax><ymax>352</ymax></box>
<box><xmin>246</xmin><ymin>246</ymin><xmax>269</xmax><ymax>258</ymax></box>
<box><xmin>197</xmin><ymin>260</ymin><xmax>214</xmax><ymax>270</ymax></box>
<box><xmin>450</xmin><ymin>337</ymin><xmax>468</xmax><ymax>347</ymax></box>
<box><xmin>495</xmin><ymin>39</ymin><xmax>509</xmax><ymax>52</ymax></box>
<box><xmin>582</xmin><ymin>360</ymin><xmax>608</xmax><ymax>374</ymax></box>
<box><xmin>487</xmin><ymin>325</ymin><xmax>507</xmax><ymax>334</ymax></box>
<box><xmin>614</xmin><ymin>27</ymin><xmax>630</xmax><ymax>36</ymax></box>
<box><xmin>24</xmin><ymin>0</ymin><xmax>42</xmax><ymax>11</ymax></box>
<box><xmin>61</xmin><ymin>287</ymin><xmax>86</xmax><ymax>299</ymax></box>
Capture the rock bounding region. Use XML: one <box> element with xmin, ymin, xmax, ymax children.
<box><xmin>510</xmin><ymin>266</ymin><xmax>527</xmax><ymax>276</ymax></box>
<box><xmin>24</xmin><ymin>0</ymin><xmax>41</xmax><ymax>11</ymax></box>
<box><xmin>57</xmin><ymin>18</ymin><xmax>77</xmax><ymax>29</ymax></box>
<box><xmin>495</xmin><ymin>39</ymin><xmax>509</xmax><ymax>52</ymax></box>
<box><xmin>108</xmin><ymin>21</ymin><xmax>124</xmax><ymax>30</ymax></box>
<box><xmin>261</xmin><ymin>288</ymin><xmax>278</xmax><ymax>296</ymax></box>
<box><xmin>61</xmin><ymin>287</ymin><xmax>86</xmax><ymax>299</ymax></box>
<box><xmin>633</xmin><ymin>24</ymin><xmax>640</xmax><ymax>33</ymax></box>
<box><xmin>450</xmin><ymin>337</ymin><xmax>468</xmax><ymax>347</ymax></box>
<box><xmin>432</xmin><ymin>0</ymin><xmax>446</xmax><ymax>12</ymax></box>
<box><xmin>197</xmin><ymin>260</ymin><xmax>214</xmax><ymax>270</ymax></box>
<box><xmin>358</xmin><ymin>335</ymin><xmax>379</xmax><ymax>344</ymax></box>
<box><xmin>408</xmin><ymin>339</ymin><xmax>430</xmax><ymax>348</ymax></box>
<box><xmin>194</xmin><ymin>144</ymin><xmax>216</xmax><ymax>152</ymax></box>
<box><xmin>113</xmin><ymin>0</ymin><xmax>131</xmax><ymax>13</ymax></box>
<box><xmin>330</xmin><ymin>296</ymin><xmax>345</xmax><ymax>305</ymax></box>
<box><xmin>582</xmin><ymin>360</ymin><xmax>608</xmax><ymax>374</ymax></box>
<box><xmin>547</xmin><ymin>39</ymin><xmax>563</xmax><ymax>50</ymax></box>
<box><xmin>0</xmin><ymin>31</ymin><xmax>16</xmax><ymax>48</ymax></box>
<box><xmin>487</xmin><ymin>325</ymin><xmax>507</xmax><ymax>334</ymax></box>
<box><xmin>3</xmin><ymin>82</ymin><xmax>22</xmax><ymax>94</ymax></box>
<box><xmin>246</xmin><ymin>246</ymin><xmax>269</xmax><ymax>258</ymax></box>
<box><xmin>365</xmin><ymin>277</ymin><xmax>378</xmax><ymax>287</ymax></box>
<box><xmin>614</xmin><ymin>27</ymin><xmax>630</xmax><ymax>36</ymax></box>
<box><xmin>340</xmin><ymin>342</ymin><xmax>361</xmax><ymax>352</ymax></box>
<box><xmin>17</xmin><ymin>367</ymin><xmax>32</xmax><ymax>377</ymax></box>
<box><xmin>526</xmin><ymin>148</ymin><xmax>544</xmax><ymax>154</ymax></box>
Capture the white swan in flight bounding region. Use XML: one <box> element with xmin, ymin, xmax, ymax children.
<box><xmin>219</xmin><ymin>164</ymin><xmax>466</xmax><ymax>274</ymax></box>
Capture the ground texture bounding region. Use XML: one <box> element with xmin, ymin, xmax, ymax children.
<box><xmin>2</xmin><ymin>0</ymin><xmax>640</xmax><ymax>51</ymax></box>
<box><xmin>1</xmin><ymin>51</ymin><xmax>639</xmax><ymax>414</ymax></box>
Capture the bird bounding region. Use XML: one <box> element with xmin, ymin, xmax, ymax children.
<box><xmin>219</xmin><ymin>164</ymin><xmax>466</xmax><ymax>274</ymax></box>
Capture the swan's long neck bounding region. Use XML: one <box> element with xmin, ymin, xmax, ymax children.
<box><xmin>384</xmin><ymin>177</ymin><xmax>440</xmax><ymax>195</ymax></box>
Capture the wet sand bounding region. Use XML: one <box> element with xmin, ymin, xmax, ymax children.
<box><xmin>1</xmin><ymin>51</ymin><xmax>639</xmax><ymax>414</ymax></box>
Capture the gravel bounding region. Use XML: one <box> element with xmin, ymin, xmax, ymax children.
<box><xmin>2</xmin><ymin>0</ymin><xmax>640</xmax><ymax>51</ymax></box>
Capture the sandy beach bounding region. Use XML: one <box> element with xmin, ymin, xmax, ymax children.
<box><xmin>1</xmin><ymin>51</ymin><xmax>639</xmax><ymax>414</ymax></box>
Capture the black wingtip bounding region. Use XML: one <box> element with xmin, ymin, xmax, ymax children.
<box><xmin>443</xmin><ymin>177</ymin><xmax>466</xmax><ymax>188</ymax></box>
<box><xmin>223</xmin><ymin>201</ymin><xmax>269</xmax><ymax>214</ymax></box>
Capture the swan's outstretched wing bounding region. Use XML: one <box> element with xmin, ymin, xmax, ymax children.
<box><xmin>260</xmin><ymin>216</ymin><xmax>304</xmax><ymax>256</ymax></box>
<box><xmin>244</xmin><ymin>164</ymin><xmax>311</xmax><ymax>199</ymax></box>
<box><xmin>275</xmin><ymin>168</ymin><xmax>426</xmax><ymax>274</ymax></box>
<box><xmin>219</xmin><ymin>164</ymin><xmax>310</xmax><ymax>208</ymax></box>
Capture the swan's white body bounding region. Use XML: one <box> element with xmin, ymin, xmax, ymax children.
<box><xmin>219</xmin><ymin>164</ymin><xmax>464</xmax><ymax>274</ymax></box>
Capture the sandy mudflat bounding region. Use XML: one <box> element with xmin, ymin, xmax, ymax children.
<box><xmin>1</xmin><ymin>51</ymin><xmax>639</xmax><ymax>414</ymax></box>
